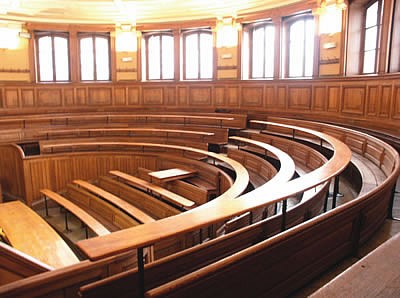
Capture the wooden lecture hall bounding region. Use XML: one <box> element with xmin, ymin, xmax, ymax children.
<box><xmin>0</xmin><ymin>0</ymin><xmax>400</xmax><ymax>296</ymax></box>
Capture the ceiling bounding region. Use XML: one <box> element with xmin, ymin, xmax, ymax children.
<box><xmin>0</xmin><ymin>0</ymin><xmax>304</xmax><ymax>25</ymax></box>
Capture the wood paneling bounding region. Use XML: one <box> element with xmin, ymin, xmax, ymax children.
<box><xmin>189</xmin><ymin>87</ymin><xmax>211</xmax><ymax>106</ymax></box>
<box><xmin>128</xmin><ymin>87</ymin><xmax>140</xmax><ymax>105</ymax></box>
<box><xmin>288</xmin><ymin>87</ymin><xmax>311</xmax><ymax>110</ymax></box>
<box><xmin>342</xmin><ymin>86</ymin><xmax>365</xmax><ymax>115</ymax></box>
<box><xmin>264</xmin><ymin>87</ymin><xmax>278</xmax><ymax>108</ymax></box>
<box><xmin>367</xmin><ymin>86</ymin><xmax>379</xmax><ymax>116</ymax></box>
<box><xmin>166</xmin><ymin>87</ymin><xmax>176</xmax><ymax>106</ymax></box>
<box><xmin>277</xmin><ymin>86</ymin><xmax>287</xmax><ymax>109</ymax></box>
<box><xmin>227</xmin><ymin>87</ymin><xmax>239</xmax><ymax>106</ymax></box>
<box><xmin>37</xmin><ymin>89</ymin><xmax>62</xmax><ymax>107</ymax></box>
<box><xmin>215</xmin><ymin>87</ymin><xmax>225</xmax><ymax>106</ymax></box>
<box><xmin>393</xmin><ymin>85</ymin><xmax>400</xmax><ymax>119</ymax></box>
<box><xmin>88</xmin><ymin>87</ymin><xmax>112</xmax><ymax>105</ymax></box>
<box><xmin>21</xmin><ymin>89</ymin><xmax>35</xmax><ymax>107</ymax></box>
<box><xmin>114</xmin><ymin>87</ymin><xmax>126</xmax><ymax>105</ymax></box>
<box><xmin>64</xmin><ymin>88</ymin><xmax>74</xmax><ymax>106</ymax></box>
<box><xmin>379</xmin><ymin>85</ymin><xmax>392</xmax><ymax>118</ymax></box>
<box><xmin>51</xmin><ymin>157</ymin><xmax>73</xmax><ymax>191</ymax></box>
<box><xmin>312</xmin><ymin>86</ymin><xmax>326</xmax><ymax>111</ymax></box>
<box><xmin>242</xmin><ymin>86</ymin><xmax>263</xmax><ymax>107</ymax></box>
<box><xmin>76</xmin><ymin>88</ymin><xmax>87</xmax><ymax>105</ymax></box>
<box><xmin>4</xmin><ymin>89</ymin><xmax>19</xmax><ymax>108</ymax></box>
<box><xmin>327</xmin><ymin>86</ymin><xmax>340</xmax><ymax>112</ymax></box>
<box><xmin>178</xmin><ymin>87</ymin><xmax>187</xmax><ymax>106</ymax></box>
<box><xmin>143</xmin><ymin>87</ymin><xmax>163</xmax><ymax>105</ymax></box>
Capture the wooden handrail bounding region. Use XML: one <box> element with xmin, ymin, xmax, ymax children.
<box><xmin>73</xmin><ymin>180</ymin><xmax>156</xmax><ymax>224</ymax></box>
<box><xmin>40</xmin><ymin>189</ymin><xmax>111</xmax><ymax>236</ymax></box>
<box><xmin>109</xmin><ymin>171</ymin><xmax>195</xmax><ymax>209</ymax></box>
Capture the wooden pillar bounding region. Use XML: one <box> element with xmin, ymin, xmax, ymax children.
<box><xmin>272</xmin><ymin>17</ymin><xmax>282</xmax><ymax>79</ymax></box>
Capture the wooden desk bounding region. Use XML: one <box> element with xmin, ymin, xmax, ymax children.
<box><xmin>0</xmin><ymin>201</ymin><xmax>79</xmax><ymax>269</ymax></box>
<box><xmin>110</xmin><ymin>170</ymin><xmax>195</xmax><ymax>209</ymax></box>
<box><xmin>40</xmin><ymin>189</ymin><xmax>111</xmax><ymax>237</ymax></box>
<box><xmin>148</xmin><ymin>168</ymin><xmax>197</xmax><ymax>184</ymax></box>
<box><xmin>73</xmin><ymin>180</ymin><xmax>156</xmax><ymax>224</ymax></box>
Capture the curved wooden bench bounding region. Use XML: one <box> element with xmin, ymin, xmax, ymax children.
<box><xmin>0</xmin><ymin>201</ymin><xmax>79</xmax><ymax>269</ymax></box>
<box><xmin>73</xmin><ymin>180</ymin><xmax>156</xmax><ymax>224</ymax></box>
<box><xmin>40</xmin><ymin>189</ymin><xmax>111</xmax><ymax>237</ymax></box>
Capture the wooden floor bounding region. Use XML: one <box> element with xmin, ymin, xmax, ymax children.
<box><xmin>292</xmin><ymin>176</ymin><xmax>400</xmax><ymax>297</ymax></box>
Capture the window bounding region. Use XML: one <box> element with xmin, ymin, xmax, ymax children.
<box><xmin>249</xmin><ymin>23</ymin><xmax>275</xmax><ymax>78</ymax></box>
<box><xmin>143</xmin><ymin>32</ymin><xmax>174</xmax><ymax>80</ymax></box>
<box><xmin>79</xmin><ymin>33</ymin><xmax>111</xmax><ymax>81</ymax></box>
<box><xmin>35</xmin><ymin>31</ymin><xmax>70</xmax><ymax>82</ymax></box>
<box><xmin>183</xmin><ymin>30</ymin><xmax>213</xmax><ymax>80</ymax></box>
<box><xmin>362</xmin><ymin>1</ymin><xmax>381</xmax><ymax>73</ymax></box>
<box><xmin>286</xmin><ymin>15</ymin><xmax>315</xmax><ymax>77</ymax></box>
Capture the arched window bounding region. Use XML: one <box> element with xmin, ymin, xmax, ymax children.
<box><xmin>362</xmin><ymin>0</ymin><xmax>382</xmax><ymax>73</ymax></box>
<box><xmin>143</xmin><ymin>32</ymin><xmax>174</xmax><ymax>80</ymax></box>
<box><xmin>35</xmin><ymin>31</ymin><xmax>70</xmax><ymax>82</ymax></box>
<box><xmin>79</xmin><ymin>33</ymin><xmax>111</xmax><ymax>81</ymax></box>
<box><xmin>249</xmin><ymin>23</ymin><xmax>275</xmax><ymax>78</ymax></box>
<box><xmin>182</xmin><ymin>29</ymin><xmax>213</xmax><ymax>80</ymax></box>
<box><xmin>286</xmin><ymin>15</ymin><xmax>315</xmax><ymax>77</ymax></box>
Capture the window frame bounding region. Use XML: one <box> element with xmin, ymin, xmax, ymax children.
<box><xmin>182</xmin><ymin>29</ymin><xmax>213</xmax><ymax>80</ymax></box>
<box><xmin>35</xmin><ymin>31</ymin><xmax>70</xmax><ymax>82</ymax></box>
<box><xmin>247</xmin><ymin>21</ymin><xmax>275</xmax><ymax>79</ymax></box>
<box><xmin>284</xmin><ymin>13</ymin><xmax>315</xmax><ymax>78</ymax></box>
<box><xmin>143</xmin><ymin>31</ymin><xmax>175</xmax><ymax>81</ymax></box>
<box><xmin>78</xmin><ymin>32</ymin><xmax>111</xmax><ymax>81</ymax></box>
<box><xmin>361</xmin><ymin>0</ymin><xmax>382</xmax><ymax>74</ymax></box>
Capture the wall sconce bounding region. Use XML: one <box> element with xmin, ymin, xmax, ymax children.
<box><xmin>216</xmin><ymin>17</ymin><xmax>240</xmax><ymax>48</ymax></box>
<box><xmin>0</xmin><ymin>23</ymin><xmax>22</xmax><ymax>50</ymax></box>
<box><xmin>116</xmin><ymin>24</ymin><xmax>138</xmax><ymax>52</ymax></box>
<box><xmin>316</xmin><ymin>0</ymin><xmax>347</xmax><ymax>35</ymax></box>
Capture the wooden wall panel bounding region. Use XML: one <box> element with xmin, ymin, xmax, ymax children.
<box><xmin>37</xmin><ymin>89</ymin><xmax>62</xmax><ymax>107</ymax></box>
<box><xmin>166</xmin><ymin>87</ymin><xmax>176</xmax><ymax>106</ymax></box>
<box><xmin>313</xmin><ymin>86</ymin><xmax>326</xmax><ymax>111</ymax></box>
<box><xmin>115</xmin><ymin>156</ymin><xmax>138</xmax><ymax>174</ymax></box>
<box><xmin>227</xmin><ymin>87</ymin><xmax>239</xmax><ymax>106</ymax></box>
<box><xmin>76</xmin><ymin>88</ymin><xmax>87</xmax><ymax>105</ymax></box>
<box><xmin>88</xmin><ymin>87</ymin><xmax>112</xmax><ymax>105</ymax></box>
<box><xmin>214</xmin><ymin>87</ymin><xmax>225</xmax><ymax>106</ymax></box>
<box><xmin>96</xmin><ymin>156</ymin><xmax>116</xmax><ymax>177</ymax></box>
<box><xmin>288</xmin><ymin>87</ymin><xmax>311</xmax><ymax>110</ymax></box>
<box><xmin>143</xmin><ymin>87</ymin><xmax>163</xmax><ymax>105</ymax></box>
<box><xmin>24</xmin><ymin>159</ymin><xmax>51</xmax><ymax>205</ymax></box>
<box><xmin>51</xmin><ymin>157</ymin><xmax>73</xmax><ymax>191</ymax></box>
<box><xmin>367</xmin><ymin>86</ymin><xmax>378</xmax><ymax>116</ymax></box>
<box><xmin>72</xmin><ymin>156</ymin><xmax>98</xmax><ymax>181</ymax></box>
<box><xmin>264</xmin><ymin>86</ymin><xmax>278</xmax><ymax>108</ymax></box>
<box><xmin>178</xmin><ymin>87</ymin><xmax>187</xmax><ymax>106</ymax></box>
<box><xmin>4</xmin><ymin>89</ymin><xmax>19</xmax><ymax>108</ymax></box>
<box><xmin>128</xmin><ymin>87</ymin><xmax>140</xmax><ymax>105</ymax></box>
<box><xmin>242</xmin><ymin>86</ymin><xmax>263</xmax><ymax>107</ymax></box>
<box><xmin>114</xmin><ymin>87</ymin><xmax>126</xmax><ymax>105</ymax></box>
<box><xmin>189</xmin><ymin>87</ymin><xmax>212</xmax><ymax>106</ymax></box>
<box><xmin>21</xmin><ymin>89</ymin><xmax>35</xmax><ymax>107</ymax></box>
<box><xmin>392</xmin><ymin>85</ymin><xmax>400</xmax><ymax>119</ymax></box>
<box><xmin>327</xmin><ymin>86</ymin><xmax>340</xmax><ymax>112</ymax></box>
<box><xmin>379</xmin><ymin>85</ymin><xmax>392</xmax><ymax>118</ymax></box>
<box><xmin>342</xmin><ymin>86</ymin><xmax>365</xmax><ymax>115</ymax></box>
<box><xmin>64</xmin><ymin>88</ymin><xmax>74</xmax><ymax>106</ymax></box>
<box><xmin>277</xmin><ymin>87</ymin><xmax>287</xmax><ymax>109</ymax></box>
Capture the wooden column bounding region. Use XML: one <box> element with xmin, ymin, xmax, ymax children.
<box><xmin>377</xmin><ymin>0</ymin><xmax>395</xmax><ymax>74</ymax></box>
<box><xmin>272</xmin><ymin>17</ymin><xmax>282</xmax><ymax>79</ymax></box>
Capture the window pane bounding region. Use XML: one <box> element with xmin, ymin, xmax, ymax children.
<box><xmin>148</xmin><ymin>35</ymin><xmax>160</xmax><ymax>80</ymax></box>
<box><xmin>264</xmin><ymin>25</ymin><xmax>275</xmax><ymax>78</ymax></box>
<box><xmin>305</xmin><ymin>18</ymin><xmax>314</xmax><ymax>77</ymax></box>
<box><xmin>186</xmin><ymin>33</ymin><xmax>199</xmax><ymax>79</ymax></box>
<box><xmin>54</xmin><ymin>36</ymin><xmax>69</xmax><ymax>81</ymax></box>
<box><xmin>289</xmin><ymin>20</ymin><xmax>305</xmax><ymax>77</ymax></box>
<box><xmin>252</xmin><ymin>27</ymin><xmax>264</xmax><ymax>78</ymax></box>
<box><xmin>162</xmin><ymin>35</ymin><xmax>174</xmax><ymax>79</ymax></box>
<box><xmin>95</xmin><ymin>37</ymin><xmax>110</xmax><ymax>80</ymax></box>
<box><xmin>199</xmin><ymin>33</ymin><xmax>212</xmax><ymax>79</ymax></box>
<box><xmin>363</xmin><ymin>50</ymin><xmax>376</xmax><ymax>73</ymax></box>
<box><xmin>80</xmin><ymin>37</ymin><xmax>94</xmax><ymax>80</ymax></box>
<box><xmin>366</xmin><ymin>1</ymin><xmax>378</xmax><ymax>28</ymax></box>
<box><xmin>38</xmin><ymin>36</ymin><xmax>54</xmax><ymax>81</ymax></box>
<box><xmin>364</xmin><ymin>26</ymin><xmax>378</xmax><ymax>51</ymax></box>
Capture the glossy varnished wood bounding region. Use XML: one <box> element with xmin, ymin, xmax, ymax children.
<box><xmin>0</xmin><ymin>201</ymin><xmax>79</xmax><ymax>269</ymax></box>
